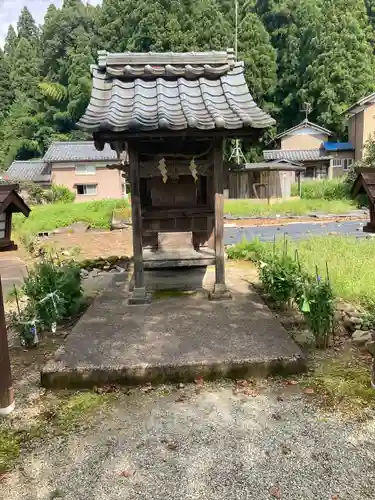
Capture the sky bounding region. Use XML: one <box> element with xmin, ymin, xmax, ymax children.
<box><xmin>0</xmin><ymin>0</ymin><xmax>102</xmax><ymax>45</ymax></box>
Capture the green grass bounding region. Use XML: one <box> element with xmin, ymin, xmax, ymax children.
<box><xmin>13</xmin><ymin>199</ymin><xmax>129</xmax><ymax>236</ymax></box>
<box><xmin>302</xmin><ymin>353</ymin><xmax>375</xmax><ymax>414</ymax></box>
<box><xmin>228</xmin><ymin>235</ymin><xmax>375</xmax><ymax>311</ymax></box>
<box><xmin>291</xmin><ymin>178</ymin><xmax>351</xmax><ymax>200</ymax></box>
<box><xmin>223</xmin><ymin>198</ymin><xmax>356</xmax><ymax>217</ymax></box>
<box><xmin>0</xmin><ymin>391</ymin><xmax>115</xmax><ymax>474</ymax></box>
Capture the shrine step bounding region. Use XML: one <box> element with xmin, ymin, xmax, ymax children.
<box><xmin>130</xmin><ymin>266</ymin><xmax>215</xmax><ymax>291</ymax></box>
<box><xmin>143</xmin><ymin>247</ymin><xmax>215</xmax><ymax>269</ymax></box>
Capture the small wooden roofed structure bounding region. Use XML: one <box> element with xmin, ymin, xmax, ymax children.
<box><xmin>228</xmin><ymin>159</ymin><xmax>305</xmax><ymax>200</ymax></box>
<box><xmin>351</xmin><ymin>167</ymin><xmax>375</xmax><ymax>233</ymax></box>
<box><xmin>78</xmin><ymin>49</ymin><xmax>275</xmax><ymax>303</ymax></box>
<box><xmin>0</xmin><ymin>183</ymin><xmax>30</xmax><ymax>251</ymax></box>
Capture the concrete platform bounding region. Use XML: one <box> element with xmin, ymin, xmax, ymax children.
<box><xmin>42</xmin><ymin>272</ymin><xmax>305</xmax><ymax>388</ymax></box>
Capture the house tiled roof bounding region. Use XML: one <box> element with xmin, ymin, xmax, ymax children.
<box><xmin>263</xmin><ymin>149</ymin><xmax>332</xmax><ymax>162</ymax></box>
<box><xmin>6</xmin><ymin>160</ymin><xmax>51</xmax><ymax>183</ymax></box>
<box><xmin>274</xmin><ymin>119</ymin><xmax>333</xmax><ymax>140</ymax></box>
<box><xmin>43</xmin><ymin>141</ymin><xmax>119</xmax><ymax>162</ymax></box>
<box><xmin>231</xmin><ymin>159</ymin><xmax>305</xmax><ymax>172</ymax></box>
<box><xmin>77</xmin><ymin>50</ymin><xmax>275</xmax><ymax>133</ymax></box>
<box><xmin>345</xmin><ymin>92</ymin><xmax>375</xmax><ymax>114</ymax></box>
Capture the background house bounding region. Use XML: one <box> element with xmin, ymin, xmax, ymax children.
<box><xmin>264</xmin><ymin>119</ymin><xmax>354</xmax><ymax>179</ymax></box>
<box><xmin>5</xmin><ymin>141</ymin><xmax>125</xmax><ymax>202</ymax></box>
<box><xmin>44</xmin><ymin>142</ymin><xmax>124</xmax><ymax>201</ymax></box>
<box><xmin>346</xmin><ymin>92</ymin><xmax>375</xmax><ymax>161</ymax></box>
<box><xmin>5</xmin><ymin>160</ymin><xmax>51</xmax><ymax>187</ymax></box>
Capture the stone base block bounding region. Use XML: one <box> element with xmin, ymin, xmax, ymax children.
<box><xmin>128</xmin><ymin>287</ymin><xmax>151</xmax><ymax>305</ymax></box>
<box><xmin>130</xmin><ymin>267</ymin><xmax>212</xmax><ymax>292</ymax></box>
<box><xmin>209</xmin><ymin>283</ymin><xmax>232</xmax><ymax>301</ymax></box>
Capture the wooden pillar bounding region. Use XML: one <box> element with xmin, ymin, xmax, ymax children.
<box><xmin>128</xmin><ymin>146</ymin><xmax>148</xmax><ymax>304</ymax></box>
<box><xmin>0</xmin><ymin>275</ymin><xmax>14</xmax><ymax>416</ymax></box>
<box><xmin>297</xmin><ymin>172</ymin><xmax>302</xmax><ymax>198</ymax></box>
<box><xmin>209</xmin><ymin>137</ymin><xmax>231</xmax><ymax>300</ymax></box>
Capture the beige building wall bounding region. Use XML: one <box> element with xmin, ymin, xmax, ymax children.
<box><xmin>51</xmin><ymin>161</ymin><xmax>123</xmax><ymax>202</ymax></box>
<box><xmin>281</xmin><ymin>132</ymin><xmax>328</xmax><ymax>150</ymax></box>
<box><xmin>348</xmin><ymin>104</ymin><xmax>375</xmax><ymax>161</ymax></box>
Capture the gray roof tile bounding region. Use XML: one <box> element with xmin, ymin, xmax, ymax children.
<box><xmin>6</xmin><ymin>160</ymin><xmax>51</xmax><ymax>182</ymax></box>
<box><xmin>263</xmin><ymin>149</ymin><xmax>332</xmax><ymax>162</ymax></box>
<box><xmin>43</xmin><ymin>141</ymin><xmax>119</xmax><ymax>162</ymax></box>
<box><xmin>78</xmin><ymin>51</ymin><xmax>275</xmax><ymax>133</ymax></box>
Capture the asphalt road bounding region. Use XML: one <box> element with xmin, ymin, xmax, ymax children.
<box><xmin>0</xmin><ymin>256</ymin><xmax>27</xmax><ymax>297</ymax></box>
<box><xmin>224</xmin><ymin>220</ymin><xmax>370</xmax><ymax>245</ymax></box>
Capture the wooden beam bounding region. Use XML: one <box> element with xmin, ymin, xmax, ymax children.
<box><xmin>209</xmin><ymin>138</ymin><xmax>231</xmax><ymax>300</ymax></box>
<box><xmin>128</xmin><ymin>147</ymin><xmax>147</xmax><ymax>303</ymax></box>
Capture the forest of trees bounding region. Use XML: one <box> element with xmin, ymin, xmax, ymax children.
<box><xmin>1</xmin><ymin>0</ymin><xmax>375</xmax><ymax>169</ymax></box>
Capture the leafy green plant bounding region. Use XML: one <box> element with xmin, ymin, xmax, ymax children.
<box><xmin>50</xmin><ymin>184</ymin><xmax>76</xmax><ymax>204</ymax></box>
<box><xmin>258</xmin><ymin>241</ymin><xmax>300</xmax><ymax>307</ymax></box>
<box><xmin>20</xmin><ymin>258</ymin><xmax>83</xmax><ymax>333</ymax></box>
<box><xmin>297</xmin><ymin>268</ymin><xmax>335</xmax><ymax>348</ymax></box>
<box><xmin>291</xmin><ymin>179</ymin><xmax>351</xmax><ymax>201</ymax></box>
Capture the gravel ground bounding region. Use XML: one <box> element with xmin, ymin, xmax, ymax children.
<box><xmin>2</xmin><ymin>383</ymin><xmax>375</xmax><ymax>500</ymax></box>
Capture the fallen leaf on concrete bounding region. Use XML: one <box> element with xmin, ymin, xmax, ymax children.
<box><xmin>269</xmin><ymin>485</ymin><xmax>281</xmax><ymax>498</ymax></box>
<box><xmin>303</xmin><ymin>388</ymin><xmax>315</xmax><ymax>395</ymax></box>
<box><xmin>236</xmin><ymin>379</ymin><xmax>248</xmax><ymax>387</ymax></box>
<box><xmin>0</xmin><ymin>473</ymin><xmax>8</xmax><ymax>484</ymax></box>
<box><xmin>194</xmin><ymin>376</ymin><xmax>204</xmax><ymax>385</ymax></box>
<box><xmin>175</xmin><ymin>393</ymin><xmax>187</xmax><ymax>402</ymax></box>
<box><xmin>120</xmin><ymin>470</ymin><xmax>135</xmax><ymax>478</ymax></box>
<box><xmin>140</xmin><ymin>382</ymin><xmax>153</xmax><ymax>393</ymax></box>
<box><xmin>287</xmin><ymin>380</ymin><xmax>298</xmax><ymax>386</ymax></box>
<box><xmin>94</xmin><ymin>384</ymin><xmax>120</xmax><ymax>394</ymax></box>
<box><xmin>166</xmin><ymin>441</ymin><xmax>178</xmax><ymax>451</ymax></box>
<box><xmin>281</xmin><ymin>444</ymin><xmax>291</xmax><ymax>455</ymax></box>
<box><xmin>331</xmin><ymin>496</ymin><xmax>340</xmax><ymax>500</ymax></box>
<box><xmin>244</xmin><ymin>389</ymin><xmax>258</xmax><ymax>397</ymax></box>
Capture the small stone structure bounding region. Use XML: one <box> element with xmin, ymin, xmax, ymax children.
<box><xmin>0</xmin><ymin>183</ymin><xmax>30</xmax><ymax>251</ymax></box>
<box><xmin>77</xmin><ymin>49</ymin><xmax>275</xmax><ymax>303</ymax></box>
<box><xmin>351</xmin><ymin>167</ymin><xmax>375</xmax><ymax>232</ymax></box>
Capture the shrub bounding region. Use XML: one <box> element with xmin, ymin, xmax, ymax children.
<box><xmin>258</xmin><ymin>252</ymin><xmax>300</xmax><ymax>307</ymax></box>
<box><xmin>228</xmin><ymin>238</ymin><xmax>335</xmax><ymax>346</ymax></box>
<box><xmin>50</xmin><ymin>184</ymin><xmax>76</xmax><ymax>204</ymax></box>
<box><xmin>296</xmin><ymin>271</ymin><xmax>335</xmax><ymax>348</ymax></box>
<box><xmin>291</xmin><ymin>179</ymin><xmax>351</xmax><ymax>200</ymax></box>
<box><xmin>12</xmin><ymin>258</ymin><xmax>83</xmax><ymax>345</ymax></box>
<box><xmin>20</xmin><ymin>182</ymin><xmax>49</xmax><ymax>205</ymax></box>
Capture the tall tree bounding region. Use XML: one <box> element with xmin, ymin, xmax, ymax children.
<box><xmin>17</xmin><ymin>7</ymin><xmax>39</xmax><ymax>44</ymax></box>
<box><xmin>237</xmin><ymin>12</ymin><xmax>277</xmax><ymax>107</ymax></box>
<box><xmin>66</xmin><ymin>28</ymin><xmax>94</xmax><ymax>121</ymax></box>
<box><xmin>99</xmin><ymin>0</ymin><xmax>231</xmax><ymax>52</ymax></box>
<box><xmin>10</xmin><ymin>38</ymin><xmax>41</xmax><ymax>99</ymax></box>
<box><xmin>257</xmin><ymin>0</ymin><xmax>322</xmax><ymax>130</ymax></box>
<box><xmin>41</xmin><ymin>0</ymin><xmax>96</xmax><ymax>82</ymax></box>
<box><xmin>300</xmin><ymin>0</ymin><xmax>375</xmax><ymax>134</ymax></box>
<box><xmin>0</xmin><ymin>49</ymin><xmax>14</xmax><ymax>119</ymax></box>
<box><xmin>4</xmin><ymin>25</ymin><xmax>17</xmax><ymax>59</ymax></box>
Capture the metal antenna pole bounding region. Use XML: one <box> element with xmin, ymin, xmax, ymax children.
<box><xmin>0</xmin><ymin>274</ymin><xmax>14</xmax><ymax>416</ymax></box>
<box><xmin>231</xmin><ymin>0</ymin><xmax>246</xmax><ymax>165</ymax></box>
<box><xmin>235</xmin><ymin>0</ymin><xmax>238</xmax><ymax>59</ymax></box>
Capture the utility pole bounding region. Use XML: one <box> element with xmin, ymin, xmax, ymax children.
<box><xmin>0</xmin><ymin>274</ymin><xmax>14</xmax><ymax>416</ymax></box>
<box><xmin>230</xmin><ymin>0</ymin><xmax>246</xmax><ymax>165</ymax></box>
